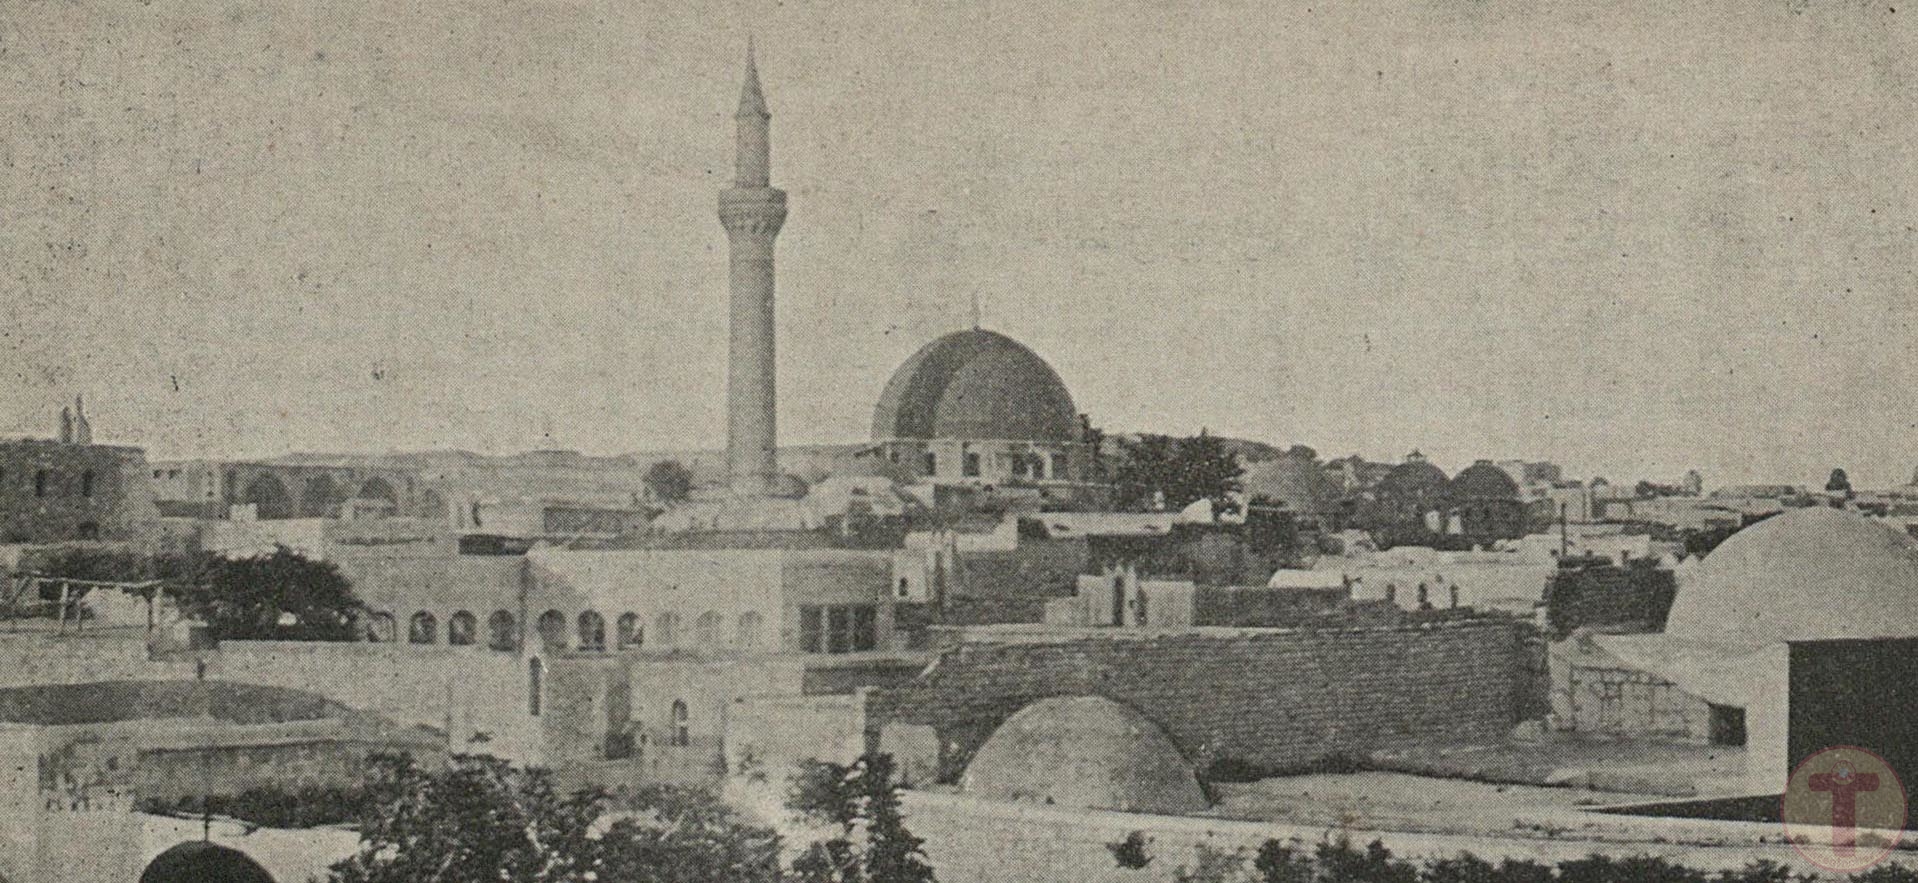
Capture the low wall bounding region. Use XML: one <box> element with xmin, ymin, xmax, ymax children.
<box><xmin>213</xmin><ymin>641</ymin><xmax>540</xmax><ymax>762</ymax></box>
<box><xmin>0</xmin><ymin>631</ymin><xmax>196</xmax><ymax>689</ymax></box>
<box><xmin>878</xmin><ymin>620</ymin><xmax>1531</xmax><ymax>780</ymax></box>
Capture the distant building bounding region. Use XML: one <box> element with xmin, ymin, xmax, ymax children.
<box><xmin>1449</xmin><ymin>460</ymin><xmax>1528</xmax><ymax>545</ymax></box>
<box><xmin>0</xmin><ymin>398</ymin><xmax>156</xmax><ymax>543</ymax></box>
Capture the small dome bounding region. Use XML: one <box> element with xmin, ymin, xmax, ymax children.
<box><xmin>963</xmin><ymin>695</ymin><xmax>1206</xmax><ymax>814</ymax></box>
<box><xmin>142</xmin><ymin>842</ymin><xmax>276</xmax><ymax>883</ymax></box>
<box><xmin>1377</xmin><ymin>452</ymin><xmax>1449</xmax><ymax>499</ymax></box>
<box><xmin>1243</xmin><ymin>455</ymin><xmax>1343</xmax><ymax>516</ymax></box>
<box><xmin>1664</xmin><ymin>507</ymin><xmax>1918</xmax><ymax>645</ymax></box>
<box><xmin>872</xmin><ymin>329</ymin><xmax>1079</xmax><ymax>443</ymax></box>
<box><xmin>1451</xmin><ymin>460</ymin><xmax>1521</xmax><ymax>500</ymax></box>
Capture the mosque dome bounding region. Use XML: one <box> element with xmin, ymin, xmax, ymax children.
<box><xmin>962</xmin><ymin>695</ymin><xmax>1207</xmax><ymax>814</ymax></box>
<box><xmin>1663</xmin><ymin>507</ymin><xmax>1918</xmax><ymax>646</ymax></box>
<box><xmin>142</xmin><ymin>842</ymin><xmax>276</xmax><ymax>883</ymax></box>
<box><xmin>1243</xmin><ymin>455</ymin><xmax>1343</xmax><ymax>516</ymax></box>
<box><xmin>1377</xmin><ymin>452</ymin><xmax>1450</xmax><ymax>499</ymax></box>
<box><xmin>1450</xmin><ymin>460</ymin><xmax>1521</xmax><ymax>500</ymax></box>
<box><xmin>872</xmin><ymin>329</ymin><xmax>1080</xmax><ymax>444</ymax></box>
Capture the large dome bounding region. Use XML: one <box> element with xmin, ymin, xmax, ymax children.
<box><xmin>872</xmin><ymin>329</ymin><xmax>1080</xmax><ymax>443</ymax></box>
<box><xmin>1450</xmin><ymin>460</ymin><xmax>1521</xmax><ymax>500</ymax></box>
<box><xmin>1377</xmin><ymin>453</ymin><xmax>1450</xmax><ymax>499</ymax></box>
<box><xmin>1244</xmin><ymin>455</ymin><xmax>1343</xmax><ymax>516</ymax></box>
<box><xmin>963</xmin><ymin>695</ymin><xmax>1206</xmax><ymax>814</ymax></box>
<box><xmin>1664</xmin><ymin>507</ymin><xmax>1918</xmax><ymax>645</ymax></box>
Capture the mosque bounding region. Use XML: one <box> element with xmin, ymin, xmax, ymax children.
<box><xmin>706</xmin><ymin>46</ymin><xmax>1098</xmax><ymax>520</ymax></box>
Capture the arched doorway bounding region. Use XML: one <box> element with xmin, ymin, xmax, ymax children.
<box><xmin>241</xmin><ymin>474</ymin><xmax>294</xmax><ymax>520</ymax></box>
<box><xmin>355</xmin><ymin>476</ymin><xmax>400</xmax><ymax>517</ymax></box>
<box><xmin>141</xmin><ymin>841</ymin><xmax>276</xmax><ymax>883</ymax></box>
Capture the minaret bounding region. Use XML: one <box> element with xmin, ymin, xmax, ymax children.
<box><xmin>717</xmin><ymin>42</ymin><xmax>787</xmax><ymax>496</ymax></box>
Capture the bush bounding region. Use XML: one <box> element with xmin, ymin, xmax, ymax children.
<box><xmin>1109</xmin><ymin>830</ymin><xmax>1154</xmax><ymax>870</ymax></box>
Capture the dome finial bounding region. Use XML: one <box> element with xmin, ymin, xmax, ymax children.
<box><xmin>970</xmin><ymin>291</ymin><xmax>982</xmax><ymax>330</ymax></box>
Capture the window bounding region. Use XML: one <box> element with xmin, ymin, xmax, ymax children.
<box><xmin>616</xmin><ymin>612</ymin><xmax>642</xmax><ymax>649</ymax></box>
<box><xmin>1051</xmin><ymin>452</ymin><xmax>1069</xmax><ymax>479</ymax></box>
<box><xmin>408</xmin><ymin>611</ymin><xmax>438</xmax><ymax>645</ymax></box>
<box><xmin>577</xmin><ymin>611</ymin><xmax>606</xmax><ymax>651</ymax></box>
<box><xmin>80</xmin><ymin>470</ymin><xmax>94</xmax><ymax>498</ymax></box>
<box><xmin>827</xmin><ymin>606</ymin><xmax>852</xmax><ymax>653</ymax></box>
<box><xmin>528</xmin><ymin>658</ymin><xmax>544</xmax><ymax>717</ymax></box>
<box><xmin>448</xmin><ymin>611</ymin><xmax>477</xmax><ymax>646</ymax></box>
<box><xmin>654</xmin><ymin>611</ymin><xmax>678</xmax><ymax>648</ymax></box>
<box><xmin>801</xmin><ymin>604</ymin><xmax>879</xmax><ymax>655</ymax></box>
<box><xmin>34</xmin><ymin>470</ymin><xmax>48</xmax><ymax>498</ymax></box>
<box><xmin>922</xmin><ymin>451</ymin><xmax>937</xmax><ymax>475</ymax></box>
<box><xmin>898</xmin><ymin>577</ymin><xmax>911</xmax><ymax>599</ymax></box>
<box><xmin>852</xmin><ymin>605</ymin><xmax>878</xmax><ymax>652</ymax></box>
<box><xmin>365</xmin><ymin>612</ymin><xmax>397</xmax><ymax>643</ymax></box>
<box><xmin>670</xmin><ymin>699</ymin><xmax>689</xmax><ymax>747</ymax></box>
<box><xmin>488</xmin><ymin>610</ymin><xmax>518</xmax><ymax>651</ymax></box>
<box><xmin>736</xmin><ymin>611</ymin><xmax>762</xmax><ymax>649</ymax></box>
<box><xmin>1011</xmin><ymin>455</ymin><xmax>1028</xmax><ymax>478</ymax></box>
<box><xmin>799</xmin><ymin>606</ymin><xmax>823</xmax><ymax>653</ymax></box>
<box><xmin>536</xmin><ymin>609</ymin><xmax>567</xmax><ymax>651</ymax></box>
<box><xmin>695</xmin><ymin>611</ymin><xmax>722</xmax><ymax>645</ymax></box>
<box><xmin>962</xmin><ymin>451</ymin><xmax>981</xmax><ymax>478</ymax></box>
<box><xmin>153</xmin><ymin>469</ymin><xmax>163</xmax><ymax>479</ymax></box>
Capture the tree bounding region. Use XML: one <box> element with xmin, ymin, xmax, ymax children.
<box><xmin>329</xmin><ymin>754</ymin><xmax>782</xmax><ymax>883</ymax></box>
<box><xmin>645</xmin><ymin>460</ymin><xmax>695</xmax><ymax>505</ymax></box>
<box><xmin>31</xmin><ymin>545</ymin><xmax>363</xmax><ymax>641</ymax></box>
<box><xmin>1826</xmin><ymin>468</ymin><xmax>1853</xmax><ymax>496</ymax></box>
<box><xmin>1110</xmin><ymin>431</ymin><xmax>1244</xmax><ymax>514</ymax></box>
<box><xmin>788</xmin><ymin>752</ymin><xmax>936</xmax><ymax>883</ymax></box>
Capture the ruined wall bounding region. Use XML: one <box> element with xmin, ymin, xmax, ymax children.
<box><xmin>877</xmin><ymin>621</ymin><xmax>1528</xmax><ymax>780</ymax></box>
<box><xmin>0</xmin><ymin>633</ymin><xmax>196</xmax><ymax>690</ymax></box>
<box><xmin>1547</xmin><ymin>639</ymin><xmax>1709</xmax><ymax>740</ymax></box>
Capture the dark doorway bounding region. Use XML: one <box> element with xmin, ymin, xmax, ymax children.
<box><xmin>1708</xmin><ymin>703</ymin><xmax>1747</xmax><ymax>746</ymax></box>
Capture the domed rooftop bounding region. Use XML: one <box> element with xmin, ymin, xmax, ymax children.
<box><xmin>962</xmin><ymin>695</ymin><xmax>1206</xmax><ymax>814</ymax></box>
<box><xmin>1450</xmin><ymin>460</ymin><xmax>1521</xmax><ymax>500</ymax></box>
<box><xmin>1664</xmin><ymin>507</ymin><xmax>1918</xmax><ymax>646</ymax></box>
<box><xmin>1243</xmin><ymin>455</ymin><xmax>1343</xmax><ymax>516</ymax></box>
<box><xmin>142</xmin><ymin>842</ymin><xmax>276</xmax><ymax>883</ymax></box>
<box><xmin>1377</xmin><ymin>451</ymin><xmax>1450</xmax><ymax>499</ymax></box>
<box><xmin>872</xmin><ymin>329</ymin><xmax>1080</xmax><ymax>444</ymax></box>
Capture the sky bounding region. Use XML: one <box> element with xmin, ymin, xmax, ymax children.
<box><xmin>1</xmin><ymin>1</ymin><xmax>1914</xmax><ymax>488</ymax></box>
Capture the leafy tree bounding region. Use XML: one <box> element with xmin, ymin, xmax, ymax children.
<box><xmin>645</xmin><ymin>460</ymin><xmax>696</xmax><ymax>505</ymax></box>
<box><xmin>1826</xmin><ymin>467</ymin><xmax>1853</xmax><ymax>495</ymax></box>
<box><xmin>1111</xmin><ymin>431</ymin><xmax>1244</xmax><ymax>514</ymax></box>
<box><xmin>31</xmin><ymin>544</ymin><xmax>362</xmax><ymax>641</ymax></box>
<box><xmin>788</xmin><ymin>752</ymin><xmax>936</xmax><ymax>883</ymax></box>
<box><xmin>329</xmin><ymin>754</ymin><xmax>781</xmax><ymax>883</ymax></box>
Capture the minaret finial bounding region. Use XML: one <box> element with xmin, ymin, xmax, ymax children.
<box><xmin>736</xmin><ymin>38</ymin><xmax>768</xmax><ymax>121</ymax></box>
<box><xmin>970</xmin><ymin>292</ymin><xmax>982</xmax><ymax>330</ymax></box>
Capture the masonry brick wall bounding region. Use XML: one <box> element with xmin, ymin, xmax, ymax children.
<box><xmin>876</xmin><ymin>620</ymin><xmax>1529</xmax><ymax>781</ymax></box>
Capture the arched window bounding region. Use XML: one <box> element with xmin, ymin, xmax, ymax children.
<box><xmin>80</xmin><ymin>470</ymin><xmax>94</xmax><ymax>498</ymax></box>
<box><xmin>528</xmin><ymin>658</ymin><xmax>544</xmax><ymax>717</ymax></box>
<box><xmin>34</xmin><ymin>470</ymin><xmax>48</xmax><ymax>498</ymax></box>
<box><xmin>488</xmin><ymin>610</ymin><xmax>518</xmax><ymax>651</ymax></box>
<box><xmin>577</xmin><ymin>611</ymin><xmax>606</xmax><ymax>652</ymax></box>
<box><xmin>365</xmin><ymin>612</ymin><xmax>397</xmax><ymax>643</ymax></box>
<box><xmin>408</xmin><ymin>611</ymin><xmax>438</xmax><ymax>645</ymax></box>
<box><xmin>670</xmin><ymin>699</ymin><xmax>689</xmax><ymax>746</ymax></box>
<box><xmin>616</xmin><ymin>613</ymin><xmax>642</xmax><ymax>649</ymax></box>
<box><xmin>736</xmin><ymin>612</ymin><xmax>763</xmax><ymax>650</ymax></box>
<box><xmin>536</xmin><ymin>609</ymin><xmax>567</xmax><ymax>651</ymax></box>
<box><xmin>448</xmin><ymin>611</ymin><xmax>477</xmax><ymax>646</ymax></box>
<box><xmin>655</xmin><ymin>612</ymin><xmax>679</xmax><ymax>648</ymax></box>
<box><xmin>695</xmin><ymin>611</ymin><xmax>723</xmax><ymax>645</ymax></box>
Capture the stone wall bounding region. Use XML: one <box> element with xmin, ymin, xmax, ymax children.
<box><xmin>877</xmin><ymin>620</ymin><xmax>1530</xmax><ymax>780</ymax></box>
<box><xmin>214</xmin><ymin>640</ymin><xmax>540</xmax><ymax>762</ymax></box>
<box><xmin>0</xmin><ymin>632</ymin><xmax>195</xmax><ymax>690</ymax></box>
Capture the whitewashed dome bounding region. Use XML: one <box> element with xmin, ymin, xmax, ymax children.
<box><xmin>1664</xmin><ymin>506</ymin><xmax>1918</xmax><ymax>645</ymax></box>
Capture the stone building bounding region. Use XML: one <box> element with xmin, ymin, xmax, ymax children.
<box><xmin>148</xmin><ymin>459</ymin><xmax>440</xmax><ymax>522</ymax></box>
<box><xmin>1448</xmin><ymin>459</ymin><xmax>1528</xmax><ymax>544</ymax></box>
<box><xmin>0</xmin><ymin>399</ymin><xmax>156</xmax><ymax>543</ymax></box>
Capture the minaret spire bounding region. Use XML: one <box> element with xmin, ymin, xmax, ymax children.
<box><xmin>718</xmin><ymin>41</ymin><xmax>788</xmax><ymax>496</ymax></box>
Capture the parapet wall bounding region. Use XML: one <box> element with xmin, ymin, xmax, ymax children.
<box><xmin>876</xmin><ymin>620</ymin><xmax>1530</xmax><ymax>780</ymax></box>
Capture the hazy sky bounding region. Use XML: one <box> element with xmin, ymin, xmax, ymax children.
<box><xmin>2</xmin><ymin>1</ymin><xmax>1914</xmax><ymax>488</ymax></box>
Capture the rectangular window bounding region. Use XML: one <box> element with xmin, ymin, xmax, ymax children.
<box><xmin>827</xmin><ymin>606</ymin><xmax>852</xmax><ymax>654</ymax></box>
<box><xmin>799</xmin><ymin>606</ymin><xmax>823</xmax><ymax>653</ymax></box>
<box><xmin>922</xmin><ymin>451</ymin><xmax>937</xmax><ymax>476</ymax></box>
<box><xmin>851</xmin><ymin>605</ymin><xmax>878</xmax><ymax>652</ymax></box>
<box><xmin>962</xmin><ymin>452</ymin><xmax>981</xmax><ymax>478</ymax></box>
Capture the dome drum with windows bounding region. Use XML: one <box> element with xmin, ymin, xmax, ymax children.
<box><xmin>869</xmin><ymin>328</ymin><xmax>1091</xmax><ymax>487</ymax></box>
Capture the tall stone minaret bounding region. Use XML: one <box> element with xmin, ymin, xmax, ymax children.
<box><xmin>717</xmin><ymin>42</ymin><xmax>787</xmax><ymax>496</ymax></box>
